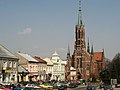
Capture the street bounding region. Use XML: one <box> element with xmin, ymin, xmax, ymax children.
<box><xmin>65</xmin><ymin>85</ymin><xmax>98</xmax><ymax>90</ymax></box>
<box><xmin>67</xmin><ymin>85</ymin><xmax>87</xmax><ymax>90</ymax></box>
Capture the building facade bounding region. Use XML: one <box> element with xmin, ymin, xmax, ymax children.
<box><xmin>50</xmin><ymin>51</ymin><xmax>66</xmax><ymax>81</ymax></box>
<box><xmin>0</xmin><ymin>44</ymin><xmax>18</xmax><ymax>83</ymax></box>
<box><xmin>43</xmin><ymin>58</ymin><xmax>53</xmax><ymax>81</ymax></box>
<box><xmin>15</xmin><ymin>52</ymin><xmax>39</xmax><ymax>82</ymax></box>
<box><xmin>18</xmin><ymin>64</ymin><xmax>29</xmax><ymax>83</ymax></box>
<box><xmin>33</xmin><ymin>56</ymin><xmax>47</xmax><ymax>81</ymax></box>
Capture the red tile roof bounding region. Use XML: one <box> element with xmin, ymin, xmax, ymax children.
<box><xmin>33</xmin><ymin>56</ymin><xmax>47</xmax><ymax>64</ymax></box>
<box><xmin>94</xmin><ymin>52</ymin><xmax>104</xmax><ymax>61</ymax></box>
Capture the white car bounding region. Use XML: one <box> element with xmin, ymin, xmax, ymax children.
<box><xmin>25</xmin><ymin>84</ymin><xmax>36</xmax><ymax>87</ymax></box>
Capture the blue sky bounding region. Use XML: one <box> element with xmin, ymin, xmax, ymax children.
<box><xmin>0</xmin><ymin>0</ymin><xmax>120</xmax><ymax>60</ymax></box>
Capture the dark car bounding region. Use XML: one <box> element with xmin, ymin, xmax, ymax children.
<box><xmin>103</xmin><ymin>85</ymin><xmax>113</xmax><ymax>90</ymax></box>
<box><xmin>58</xmin><ymin>85</ymin><xmax>67</xmax><ymax>90</ymax></box>
<box><xmin>68</xmin><ymin>83</ymin><xmax>78</xmax><ymax>88</ymax></box>
<box><xmin>53</xmin><ymin>82</ymin><xmax>67</xmax><ymax>90</ymax></box>
<box><xmin>87</xmin><ymin>85</ymin><xmax>94</xmax><ymax>90</ymax></box>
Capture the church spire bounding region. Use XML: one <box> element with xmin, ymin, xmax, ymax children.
<box><xmin>91</xmin><ymin>43</ymin><xmax>94</xmax><ymax>56</ymax></box>
<box><xmin>78</xmin><ymin>0</ymin><xmax>83</xmax><ymax>25</ymax></box>
<box><xmin>67</xmin><ymin>44</ymin><xmax>70</xmax><ymax>56</ymax></box>
<box><xmin>87</xmin><ymin>38</ymin><xmax>90</xmax><ymax>53</ymax></box>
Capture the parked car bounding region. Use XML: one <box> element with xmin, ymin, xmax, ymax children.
<box><xmin>103</xmin><ymin>85</ymin><xmax>113</xmax><ymax>90</ymax></box>
<box><xmin>86</xmin><ymin>85</ymin><xmax>94</xmax><ymax>90</ymax></box>
<box><xmin>0</xmin><ymin>84</ymin><xmax>10</xmax><ymax>90</ymax></box>
<box><xmin>23</xmin><ymin>86</ymin><xmax>45</xmax><ymax>90</ymax></box>
<box><xmin>23</xmin><ymin>87</ymin><xmax>31</xmax><ymax>90</ymax></box>
<box><xmin>53</xmin><ymin>82</ymin><xmax>67</xmax><ymax>90</ymax></box>
<box><xmin>25</xmin><ymin>84</ymin><xmax>36</xmax><ymax>87</ymax></box>
<box><xmin>40</xmin><ymin>83</ymin><xmax>53</xmax><ymax>89</ymax></box>
<box><xmin>3</xmin><ymin>85</ymin><xmax>11</xmax><ymax>89</ymax></box>
<box><xmin>68</xmin><ymin>83</ymin><xmax>78</xmax><ymax>88</ymax></box>
<box><xmin>58</xmin><ymin>85</ymin><xmax>67</xmax><ymax>90</ymax></box>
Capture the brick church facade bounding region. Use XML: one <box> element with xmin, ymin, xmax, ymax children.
<box><xmin>65</xmin><ymin>1</ymin><xmax>106</xmax><ymax>81</ymax></box>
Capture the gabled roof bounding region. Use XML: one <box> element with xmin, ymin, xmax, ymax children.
<box><xmin>0</xmin><ymin>44</ymin><xmax>18</xmax><ymax>59</ymax></box>
<box><xmin>94</xmin><ymin>52</ymin><xmax>104</xmax><ymax>61</ymax></box>
<box><xmin>43</xmin><ymin>58</ymin><xmax>53</xmax><ymax>65</ymax></box>
<box><xmin>17</xmin><ymin>52</ymin><xmax>38</xmax><ymax>62</ymax></box>
<box><xmin>33</xmin><ymin>56</ymin><xmax>47</xmax><ymax>64</ymax></box>
<box><xmin>18</xmin><ymin>64</ymin><xmax>28</xmax><ymax>73</ymax></box>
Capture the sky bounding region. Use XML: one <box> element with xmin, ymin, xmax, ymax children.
<box><xmin>0</xmin><ymin>0</ymin><xmax>120</xmax><ymax>60</ymax></box>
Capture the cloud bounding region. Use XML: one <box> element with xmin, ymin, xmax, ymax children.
<box><xmin>18</xmin><ymin>28</ymin><xmax>32</xmax><ymax>35</ymax></box>
<box><xmin>58</xmin><ymin>48</ymin><xmax>66</xmax><ymax>52</ymax></box>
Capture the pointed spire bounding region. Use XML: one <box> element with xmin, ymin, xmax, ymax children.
<box><xmin>78</xmin><ymin>0</ymin><xmax>83</xmax><ymax>25</ymax></box>
<box><xmin>67</xmin><ymin>44</ymin><xmax>70</xmax><ymax>56</ymax></box>
<box><xmin>91</xmin><ymin>43</ymin><xmax>94</xmax><ymax>56</ymax></box>
<box><xmin>87</xmin><ymin>38</ymin><xmax>90</xmax><ymax>53</ymax></box>
<box><xmin>102</xmin><ymin>48</ymin><xmax>105</xmax><ymax>58</ymax></box>
<box><xmin>103</xmin><ymin>48</ymin><xmax>104</xmax><ymax>54</ymax></box>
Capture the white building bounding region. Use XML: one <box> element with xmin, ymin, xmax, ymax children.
<box><xmin>50</xmin><ymin>51</ymin><xmax>66</xmax><ymax>81</ymax></box>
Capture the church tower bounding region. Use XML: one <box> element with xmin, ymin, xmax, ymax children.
<box><xmin>65</xmin><ymin>0</ymin><xmax>106</xmax><ymax>82</ymax></box>
<box><xmin>73</xmin><ymin>0</ymin><xmax>87</xmax><ymax>80</ymax></box>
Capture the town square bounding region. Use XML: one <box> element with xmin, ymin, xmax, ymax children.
<box><xmin>0</xmin><ymin>0</ymin><xmax>120</xmax><ymax>90</ymax></box>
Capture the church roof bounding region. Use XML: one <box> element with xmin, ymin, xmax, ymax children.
<box><xmin>94</xmin><ymin>52</ymin><xmax>104</xmax><ymax>61</ymax></box>
<box><xmin>0</xmin><ymin>44</ymin><xmax>18</xmax><ymax>59</ymax></box>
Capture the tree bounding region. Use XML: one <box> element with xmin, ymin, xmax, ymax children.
<box><xmin>99</xmin><ymin>69</ymin><xmax>110</xmax><ymax>84</ymax></box>
<box><xmin>109</xmin><ymin>53</ymin><xmax>120</xmax><ymax>83</ymax></box>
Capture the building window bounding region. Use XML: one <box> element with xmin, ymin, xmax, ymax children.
<box><xmin>13</xmin><ymin>62</ymin><xmax>16</xmax><ymax>68</ymax></box>
<box><xmin>3</xmin><ymin>62</ymin><xmax>7</xmax><ymax>69</ymax></box>
<box><xmin>8</xmin><ymin>62</ymin><xmax>11</xmax><ymax>68</ymax></box>
<box><xmin>33</xmin><ymin>66</ymin><xmax>34</xmax><ymax>71</ymax></box>
<box><xmin>36</xmin><ymin>66</ymin><xmax>38</xmax><ymax>70</ymax></box>
<box><xmin>30</xmin><ymin>66</ymin><xmax>32</xmax><ymax>71</ymax></box>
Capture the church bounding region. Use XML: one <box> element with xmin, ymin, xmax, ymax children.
<box><xmin>65</xmin><ymin>0</ymin><xmax>106</xmax><ymax>82</ymax></box>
